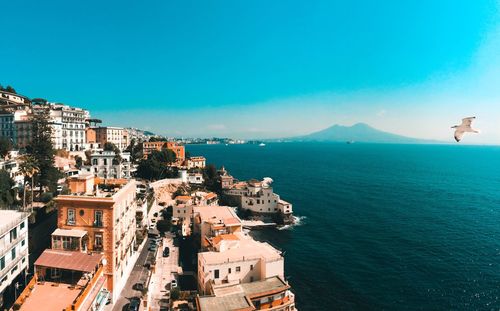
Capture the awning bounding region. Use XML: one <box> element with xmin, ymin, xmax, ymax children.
<box><xmin>35</xmin><ymin>250</ymin><xmax>102</xmax><ymax>272</ymax></box>
<box><xmin>51</xmin><ymin>228</ymin><xmax>88</xmax><ymax>238</ymax></box>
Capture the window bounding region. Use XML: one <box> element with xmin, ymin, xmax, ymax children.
<box><xmin>250</xmin><ymin>264</ymin><xmax>254</xmax><ymax>271</ymax></box>
<box><xmin>94</xmin><ymin>210</ymin><xmax>103</xmax><ymax>227</ymax></box>
<box><xmin>236</xmin><ymin>266</ymin><xmax>241</xmax><ymax>272</ymax></box>
<box><xmin>21</xmin><ymin>239</ymin><xmax>25</xmax><ymax>247</ymax></box>
<box><xmin>228</xmin><ymin>268</ymin><xmax>231</xmax><ymax>274</ymax></box>
<box><xmin>9</xmin><ymin>228</ymin><xmax>17</xmax><ymax>242</ymax></box>
<box><xmin>94</xmin><ymin>233</ymin><xmax>103</xmax><ymax>251</ymax></box>
<box><xmin>0</xmin><ymin>257</ymin><xmax>4</xmax><ymax>270</ymax></box>
<box><xmin>214</xmin><ymin>269</ymin><xmax>219</xmax><ymax>279</ymax></box>
<box><xmin>20</xmin><ymin>222</ymin><xmax>25</xmax><ymax>230</ymax></box>
<box><xmin>11</xmin><ymin>248</ymin><xmax>16</xmax><ymax>260</ymax></box>
<box><xmin>92</xmin><ymin>159</ymin><xmax>98</xmax><ymax>165</ymax></box>
<box><xmin>67</xmin><ymin>209</ymin><xmax>76</xmax><ymax>225</ymax></box>
<box><xmin>250</xmin><ymin>276</ymin><xmax>254</xmax><ymax>282</ymax></box>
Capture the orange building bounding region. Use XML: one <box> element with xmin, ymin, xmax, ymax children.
<box><xmin>142</xmin><ymin>141</ymin><xmax>185</xmax><ymax>161</ymax></box>
<box><xmin>54</xmin><ymin>174</ymin><xmax>138</xmax><ymax>302</ymax></box>
<box><xmin>86</xmin><ymin>127</ymin><xmax>97</xmax><ymax>144</ymax></box>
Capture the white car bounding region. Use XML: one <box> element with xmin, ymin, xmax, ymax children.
<box><xmin>170</xmin><ymin>279</ymin><xmax>177</xmax><ymax>288</ymax></box>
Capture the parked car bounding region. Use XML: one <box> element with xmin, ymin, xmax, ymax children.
<box><xmin>128</xmin><ymin>297</ymin><xmax>141</xmax><ymax>311</ymax></box>
<box><xmin>163</xmin><ymin>247</ymin><xmax>170</xmax><ymax>257</ymax></box>
<box><xmin>153</xmin><ymin>212</ymin><xmax>158</xmax><ymax>217</ymax></box>
<box><xmin>151</xmin><ymin>218</ymin><xmax>157</xmax><ymax>223</ymax></box>
<box><xmin>170</xmin><ymin>279</ymin><xmax>177</xmax><ymax>288</ymax></box>
<box><xmin>133</xmin><ymin>282</ymin><xmax>144</xmax><ymax>291</ymax></box>
<box><xmin>149</xmin><ymin>244</ymin><xmax>158</xmax><ymax>252</ymax></box>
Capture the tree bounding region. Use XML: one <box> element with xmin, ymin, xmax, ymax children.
<box><xmin>156</xmin><ymin>219</ymin><xmax>171</xmax><ymax>233</ymax></box>
<box><xmin>103</xmin><ymin>142</ymin><xmax>122</xmax><ymax>164</ymax></box>
<box><xmin>126</xmin><ymin>138</ymin><xmax>144</xmax><ymax>163</ymax></box>
<box><xmin>0</xmin><ymin>170</ymin><xmax>16</xmax><ymax>208</ymax></box>
<box><xmin>19</xmin><ymin>155</ymin><xmax>39</xmax><ymax>210</ymax></box>
<box><xmin>0</xmin><ymin>85</ymin><xmax>16</xmax><ymax>93</ymax></box>
<box><xmin>26</xmin><ymin>108</ymin><xmax>59</xmax><ymax>195</ymax></box>
<box><xmin>203</xmin><ymin>164</ymin><xmax>220</xmax><ymax>192</ymax></box>
<box><xmin>150</xmin><ymin>149</ymin><xmax>176</xmax><ymax>164</ymax></box>
<box><xmin>75</xmin><ymin>156</ymin><xmax>83</xmax><ymax>169</ymax></box>
<box><xmin>0</xmin><ymin>137</ymin><xmax>12</xmax><ymax>158</ymax></box>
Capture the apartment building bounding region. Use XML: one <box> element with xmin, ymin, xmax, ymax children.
<box><xmin>54</xmin><ymin>175</ymin><xmax>138</xmax><ymax>302</ymax></box>
<box><xmin>81</xmin><ymin>150</ymin><xmax>132</xmax><ymax>179</ymax></box>
<box><xmin>94</xmin><ymin>127</ymin><xmax>129</xmax><ymax>151</ymax></box>
<box><xmin>196</xmin><ymin>276</ymin><xmax>296</xmax><ymax>311</ymax></box>
<box><xmin>0</xmin><ymin>211</ymin><xmax>29</xmax><ymax>308</ymax></box>
<box><xmin>0</xmin><ymin>110</ymin><xmax>31</xmax><ymax>149</ymax></box>
<box><xmin>142</xmin><ymin>141</ymin><xmax>185</xmax><ymax>161</ymax></box>
<box><xmin>32</xmin><ymin>102</ymin><xmax>89</xmax><ymax>151</ymax></box>
<box><xmin>0</xmin><ymin>91</ymin><xmax>30</xmax><ymax>112</ymax></box>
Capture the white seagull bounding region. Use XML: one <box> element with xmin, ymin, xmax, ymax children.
<box><xmin>451</xmin><ymin>117</ymin><xmax>479</xmax><ymax>142</ymax></box>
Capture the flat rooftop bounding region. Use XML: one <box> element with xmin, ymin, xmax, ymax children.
<box><xmin>199</xmin><ymin>233</ymin><xmax>282</xmax><ymax>264</ymax></box>
<box><xmin>197</xmin><ymin>294</ymin><xmax>251</xmax><ymax>311</ymax></box>
<box><xmin>194</xmin><ymin>205</ymin><xmax>241</xmax><ymax>226</ymax></box>
<box><xmin>52</xmin><ymin>228</ymin><xmax>88</xmax><ymax>238</ymax></box>
<box><xmin>20</xmin><ymin>282</ymin><xmax>81</xmax><ymax>311</ymax></box>
<box><xmin>0</xmin><ymin>210</ymin><xmax>28</xmax><ymax>237</ymax></box>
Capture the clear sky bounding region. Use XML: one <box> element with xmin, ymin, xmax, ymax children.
<box><xmin>2</xmin><ymin>0</ymin><xmax>500</xmax><ymax>143</ymax></box>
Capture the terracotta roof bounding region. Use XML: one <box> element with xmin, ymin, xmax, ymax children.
<box><xmin>35</xmin><ymin>250</ymin><xmax>102</xmax><ymax>272</ymax></box>
<box><xmin>176</xmin><ymin>195</ymin><xmax>192</xmax><ymax>201</ymax></box>
<box><xmin>204</xmin><ymin>193</ymin><xmax>217</xmax><ymax>200</ymax></box>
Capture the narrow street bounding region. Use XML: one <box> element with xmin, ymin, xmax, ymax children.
<box><xmin>111</xmin><ymin>238</ymin><xmax>152</xmax><ymax>311</ymax></box>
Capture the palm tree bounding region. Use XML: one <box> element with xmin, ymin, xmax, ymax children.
<box><xmin>19</xmin><ymin>155</ymin><xmax>40</xmax><ymax>211</ymax></box>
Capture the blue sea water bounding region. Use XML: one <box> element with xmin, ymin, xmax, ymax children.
<box><xmin>186</xmin><ymin>143</ymin><xmax>500</xmax><ymax>310</ymax></box>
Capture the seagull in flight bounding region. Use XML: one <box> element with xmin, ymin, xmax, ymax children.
<box><xmin>451</xmin><ymin>117</ymin><xmax>479</xmax><ymax>142</ymax></box>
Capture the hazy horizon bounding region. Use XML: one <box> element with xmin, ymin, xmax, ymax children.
<box><xmin>2</xmin><ymin>1</ymin><xmax>500</xmax><ymax>143</ymax></box>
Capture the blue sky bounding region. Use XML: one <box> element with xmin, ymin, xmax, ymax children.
<box><xmin>1</xmin><ymin>0</ymin><xmax>500</xmax><ymax>143</ymax></box>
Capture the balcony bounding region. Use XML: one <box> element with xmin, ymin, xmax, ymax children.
<box><xmin>93</xmin><ymin>220</ymin><xmax>103</xmax><ymax>228</ymax></box>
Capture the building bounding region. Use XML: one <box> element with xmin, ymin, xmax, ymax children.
<box><xmin>0</xmin><ymin>91</ymin><xmax>30</xmax><ymax>112</ymax></box>
<box><xmin>94</xmin><ymin>127</ymin><xmax>129</xmax><ymax>151</ymax></box>
<box><xmin>0</xmin><ymin>153</ymin><xmax>24</xmax><ymax>186</ymax></box>
<box><xmin>197</xmin><ymin>232</ymin><xmax>285</xmax><ymax>295</ymax></box>
<box><xmin>0</xmin><ymin>110</ymin><xmax>31</xmax><ymax>149</ymax></box>
<box><xmin>223</xmin><ymin>178</ymin><xmax>293</xmax><ymax>223</ymax></box>
<box><xmin>196</xmin><ymin>276</ymin><xmax>296</xmax><ymax>311</ymax></box>
<box><xmin>14</xmin><ymin>250</ymin><xmax>109</xmax><ymax>311</ymax></box>
<box><xmin>54</xmin><ymin>175</ymin><xmax>138</xmax><ymax>302</ymax></box>
<box><xmin>32</xmin><ymin>102</ymin><xmax>89</xmax><ymax>151</ymax></box>
<box><xmin>188</xmin><ymin>173</ymin><xmax>204</xmax><ymax>185</ymax></box>
<box><xmin>81</xmin><ymin>150</ymin><xmax>132</xmax><ymax>179</ymax></box>
<box><xmin>142</xmin><ymin>141</ymin><xmax>185</xmax><ymax>161</ymax></box>
<box><xmin>192</xmin><ymin>205</ymin><xmax>243</xmax><ymax>251</ymax></box>
<box><xmin>0</xmin><ymin>210</ymin><xmax>29</xmax><ymax>308</ymax></box>
<box><xmin>186</xmin><ymin>156</ymin><xmax>206</xmax><ymax>169</ymax></box>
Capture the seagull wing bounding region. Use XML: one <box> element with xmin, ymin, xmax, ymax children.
<box><xmin>461</xmin><ymin>117</ymin><xmax>475</xmax><ymax>127</ymax></box>
<box><xmin>454</xmin><ymin>129</ymin><xmax>465</xmax><ymax>142</ymax></box>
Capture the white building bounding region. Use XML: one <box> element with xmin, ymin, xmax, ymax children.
<box><xmin>186</xmin><ymin>156</ymin><xmax>206</xmax><ymax>169</ymax></box>
<box><xmin>94</xmin><ymin>127</ymin><xmax>129</xmax><ymax>151</ymax></box>
<box><xmin>197</xmin><ymin>232</ymin><xmax>285</xmax><ymax>295</ymax></box>
<box><xmin>188</xmin><ymin>173</ymin><xmax>204</xmax><ymax>185</ymax></box>
<box><xmin>224</xmin><ymin>178</ymin><xmax>293</xmax><ymax>216</ymax></box>
<box><xmin>81</xmin><ymin>150</ymin><xmax>132</xmax><ymax>179</ymax></box>
<box><xmin>32</xmin><ymin>103</ymin><xmax>89</xmax><ymax>151</ymax></box>
<box><xmin>0</xmin><ymin>210</ymin><xmax>29</xmax><ymax>307</ymax></box>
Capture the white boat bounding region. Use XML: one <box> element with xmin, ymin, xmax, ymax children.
<box><xmin>259</xmin><ymin>143</ymin><xmax>266</xmax><ymax>147</ymax></box>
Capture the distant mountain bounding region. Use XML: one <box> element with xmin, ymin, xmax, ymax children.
<box><xmin>287</xmin><ymin>123</ymin><xmax>439</xmax><ymax>144</ymax></box>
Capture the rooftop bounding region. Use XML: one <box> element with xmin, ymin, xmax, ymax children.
<box><xmin>0</xmin><ymin>210</ymin><xmax>28</xmax><ymax>238</ymax></box>
<box><xmin>35</xmin><ymin>249</ymin><xmax>103</xmax><ymax>272</ymax></box>
<box><xmin>194</xmin><ymin>206</ymin><xmax>242</xmax><ymax>226</ymax></box>
<box><xmin>199</xmin><ymin>276</ymin><xmax>290</xmax><ymax>311</ymax></box>
<box><xmin>199</xmin><ymin>233</ymin><xmax>282</xmax><ymax>264</ymax></box>
<box><xmin>19</xmin><ymin>282</ymin><xmax>82</xmax><ymax>311</ymax></box>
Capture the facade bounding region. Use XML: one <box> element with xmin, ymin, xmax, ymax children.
<box><xmin>186</xmin><ymin>156</ymin><xmax>206</xmax><ymax>169</ymax></box>
<box><xmin>94</xmin><ymin>127</ymin><xmax>129</xmax><ymax>151</ymax></box>
<box><xmin>192</xmin><ymin>205</ymin><xmax>243</xmax><ymax>250</ymax></box>
<box><xmin>0</xmin><ymin>211</ymin><xmax>29</xmax><ymax>308</ymax></box>
<box><xmin>33</xmin><ymin>103</ymin><xmax>89</xmax><ymax>151</ymax></box>
<box><xmin>224</xmin><ymin>178</ymin><xmax>293</xmax><ymax>218</ymax></box>
<box><xmin>15</xmin><ymin>250</ymin><xmax>109</xmax><ymax>311</ymax></box>
<box><xmin>0</xmin><ymin>110</ymin><xmax>31</xmax><ymax>149</ymax></box>
<box><xmin>0</xmin><ymin>91</ymin><xmax>30</xmax><ymax>112</ymax></box>
<box><xmin>81</xmin><ymin>150</ymin><xmax>132</xmax><ymax>179</ymax></box>
<box><xmin>196</xmin><ymin>276</ymin><xmax>296</xmax><ymax>311</ymax></box>
<box><xmin>197</xmin><ymin>232</ymin><xmax>285</xmax><ymax>295</ymax></box>
<box><xmin>142</xmin><ymin>141</ymin><xmax>185</xmax><ymax>161</ymax></box>
<box><xmin>188</xmin><ymin>173</ymin><xmax>204</xmax><ymax>185</ymax></box>
<box><xmin>54</xmin><ymin>176</ymin><xmax>138</xmax><ymax>302</ymax></box>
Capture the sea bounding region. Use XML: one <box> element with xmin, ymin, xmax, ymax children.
<box><xmin>186</xmin><ymin>142</ymin><xmax>500</xmax><ymax>310</ymax></box>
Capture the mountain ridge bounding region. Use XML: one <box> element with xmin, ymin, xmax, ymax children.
<box><xmin>283</xmin><ymin>123</ymin><xmax>441</xmax><ymax>144</ymax></box>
